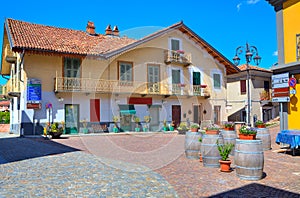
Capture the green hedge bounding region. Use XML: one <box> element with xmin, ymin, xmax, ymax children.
<box><xmin>0</xmin><ymin>111</ymin><xmax>10</xmax><ymax>124</ymax></box>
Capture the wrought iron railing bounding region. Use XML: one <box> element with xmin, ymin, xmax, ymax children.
<box><xmin>164</xmin><ymin>50</ymin><xmax>192</xmax><ymax>66</ymax></box>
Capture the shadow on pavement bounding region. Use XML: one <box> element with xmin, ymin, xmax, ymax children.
<box><xmin>0</xmin><ymin>137</ymin><xmax>81</xmax><ymax>165</ymax></box>
<box><xmin>209</xmin><ymin>183</ymin><xmax>300</xmax><ymax>197</ymax></box>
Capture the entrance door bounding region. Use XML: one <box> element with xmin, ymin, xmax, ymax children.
<box><xmin>90</xmin><ymin>99</ymin><xmax>100</xmax><ymax>122</ymax></box>
<box><xmin>65</xmin><ymin>104</ymin><xmax>79</xmax><ymax>134</ymax></box>
<box><xmin>213</xmin><ymin>106</ymin><xmax>221</xmax><ymax>125</ymax></box>
<box><xmin>172</xmin><ymin>105</ymin><xmax>181</xmax><ymax>127</ymax></box>
<box><xmin>193</xmin><ymin>105</ymin><xmax>202</xmax><ymax>124</ymax></box>
<box><xmin>149</xmin><ymin>106</ymin><xmax>159</xmax><ymax>131</ymax></box>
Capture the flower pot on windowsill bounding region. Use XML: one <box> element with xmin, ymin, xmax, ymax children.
<box><xmin>239</xmin><ymin>134</ymin><xmax>256</xmax><ymax>140</ymax></box>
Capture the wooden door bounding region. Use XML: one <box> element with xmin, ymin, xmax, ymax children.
<box><xmin>172</xmin><ymin>105</ymin><xmax>181</xmax><ymax>127</ymax></box>
<box><xmin>90</xmin><ymin>99</ymin><xmax>100</xmax><ymax>122</ymax></box>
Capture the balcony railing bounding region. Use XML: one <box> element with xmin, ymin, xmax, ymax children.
<box><xmin>164</xmin><ymin>50</ymin><xmax>192</xmax><ymax>66</ymax></box>
<box><xmin>55</xmin><ymin>77</ymin><xmax>210</xmax><ymax>97</ymax></box>
<box><xmin>260</xmin><ymin>90</ymin><xmax>271</xmax><ymax>101</ymax></box>
<box><xmin>5</xmin><ymin>44</ymin><xmax>17</xmax><ymax>63</ymax></box>
<box><xmin>2</xmin><ymin>78</ymin><xmax>21</xmax><ymax>97</ymax></box>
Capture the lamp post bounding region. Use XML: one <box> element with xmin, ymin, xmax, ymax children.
<box><xmin>233</xmin><ymin>42</ymin><xmax>261</xmax><ymax>126</ymax></box>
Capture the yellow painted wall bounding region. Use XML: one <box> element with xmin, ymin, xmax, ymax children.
<box><xmin>283</xmin><ymin>0</ymin><xmax>300</xmax><ymax>63</ymax></box>
<box><xmin>288</xmin><ymin>74</ymin><xmax>300</xmax><ymax>129</ymax></box>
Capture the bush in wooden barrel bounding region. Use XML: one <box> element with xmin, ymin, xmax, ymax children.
<box><xmin>220</xmin><ymin>129</ymin><xmax>236</xmax><ymax>156</ymax></box>
<box><xmin>256</xmin><ymin>128</ymin><xmax>271</xmax><ymax>151</ymax></box>
<box><xmin>234</xmin><ymin>139</ymin><xmax>264</xmax><ymax>180</ymax></box>
<box><xmin>185</xmin><ymin>131</ymin><xmax>202</xmax><ymax>159</ymax></box>
<box><xmin>200</xmin><ymin>134</ymin><xmax>224</xmax><ymax>168</ymax></box>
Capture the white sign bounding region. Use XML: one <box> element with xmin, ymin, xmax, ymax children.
<box><xmin>272</xmin><ymin>72</ymin><xmax>289</xmax><ymax>88</ymax></box>
<box><xmin>272</xmin><ymin>97</ymin><xmax>290</xmax><ymax>102</ymax></box>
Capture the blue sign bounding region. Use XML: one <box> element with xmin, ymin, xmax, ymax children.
<box><xmin>27</xmin><ymin>78</ymin><xmax>41</xmax><ymax>102</ymax></box>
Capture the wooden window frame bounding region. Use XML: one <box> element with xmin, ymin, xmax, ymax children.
<box><xmin>240</xmin><ymin>80</ymin><xmax>246</xmax><ymax>95</ymax></box>
<box><xmin>118</xmin><ymin>61</ymin><xmax>134</xmax><ymax>86</ymax></box>
<box><xmin>213</xmin><ymin>73</ymin><xmax>221</xmax><ymax>89</ymax></box>
<box><xmin>62</xmin><ymin>57</ymin><xmax>82</xmax><ymax>78</ymax></box>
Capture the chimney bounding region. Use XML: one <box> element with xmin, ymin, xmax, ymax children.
<box><xmin>86</xmin><ymin>21</ymin><xmax>96</xmax><ymax>35</ymax></box>
<box><xmin>113</xmin><ymin>26</ymin><xmax>119</xmax><ymax>37</ymax></box>
<box><xmin>105</xmin><ymin>24</ymin><xmax>112</xmax><ymax>35</ymax></box>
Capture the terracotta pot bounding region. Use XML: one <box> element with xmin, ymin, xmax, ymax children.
<box><xmin>256</xmin><ymin>124</ymin><xmax>266</xmax><ymax>128</ymax></box>
<box><xmin>224</xmin><ymin>127</ymin><xmax>234</xmax><ymax>131</ymax></box>
<box><xmin>219</xmin><ymin>160</ymin><xmax>232</xmax><ymax>172</ymax></box>
<box><xmin>191</xmin><ymin>128</ymin><xmax>198</xmax><ymax>132</ymax></box>
<box><xmin>205</xmin><ymin>130</ymin><xmax>219</xmax><ymax>135</ymax></box>
<box><xmin>239</xmin><ymin>134</ymin><xmax>256</xmax><ymax>140</ymax></box>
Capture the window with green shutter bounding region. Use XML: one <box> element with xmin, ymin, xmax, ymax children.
<box><xmin>193</xmin><ymin>72</ymin><xmax>201</xmax><ymax>85</ymax></box>
<box><xmin>64</xmin><ymin>58</ymin><xmax>81</xmax><ymax>77</ymax></box>
<box><xmin>213</xmin><ymin>73</ymin><xmax>221</xmax><ymax>89</ymax></box>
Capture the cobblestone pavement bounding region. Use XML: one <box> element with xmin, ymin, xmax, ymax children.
<box><xmin>0</xmin><ymin>127</ymin><xmax>300</xmax><ymax>197</ymax></box>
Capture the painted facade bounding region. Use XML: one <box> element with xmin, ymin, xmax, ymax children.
<box><xmin>1</xmin><ymin>19</ymin><xmax>238</xmax><ymax>135</ymax></box>
<box><xmin>267</xmin><ymin>0</ymin><xmax>300</xmax><ymax>130</ymax></box>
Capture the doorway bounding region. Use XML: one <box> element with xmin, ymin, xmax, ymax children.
<box><xmin>149</xmin><ymin>106</ymin><xmax>160</xmax><ymax>131</ymax></box>
<box><xmin>193</xmin><ymin>105</ymin><xmax>202</xmax><ymax>124</ymax></box>
<box><xmin>65</xmin><ymin>104</ymin><xmax>79</xmax><ymax>134</ymax></box>
<box><xmin>172</xmin><ymin>105</ymin><xmax>181</xmax><ymax>127</ymax></box>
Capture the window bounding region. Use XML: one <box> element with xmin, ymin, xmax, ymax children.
<box><xmin>264</xmin><ymin>81</ymin><xmax>270</xmax><ymax>91</ymax></box>
<box><xmin>213</xmin><ymin>73</ymin><xmax>221</xmax><ymax>89</ymax></box>
<box><xmin>148</xmin><ymin>65</ymin><xmax>160</xmax><ymax>93</ymax></box>
<box><xmin>171</xmin><ymin>39</ymin><xmax>180</xmax><ymax>51</ymax></box>
<box><xmin>240</xmin><ymin>80</ymin><xmax>246</xmax><ymax>94</ymax></box>
<box><xmin>214</xmin><ymin>106</ymin><xmax>221</xmax><ymax>125</ymax></box>
<box><xmin>297</xmin><ymin>34</ymin><xmax>300</xmax><ymax>61</ymax></box>
<box><xmin>64</xmin><ymin>58</ymin><xmax>81</xmax><ymax>77</ymax></box>
<box><xmin>193</xmin><ymin>72</ymin><xmax>201</xmax><ymax>85</ymax></box>
<box><xmin>119</xmin><ymin>61</ymin><xmax>133</xmax><ymax>84</ymax></box>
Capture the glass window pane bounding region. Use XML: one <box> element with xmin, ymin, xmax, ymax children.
<box><xmin>213</xmin><ymin>74</ymin><xmax>221</xmax><ymax>88</ymax></box>
<box><xmin>171</xmin><ymin>39</ymin><xmax>180</xmax><ymax>51</ymax></box>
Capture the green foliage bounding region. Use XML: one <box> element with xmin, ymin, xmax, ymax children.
<box><xmin>198</xmin><ymin>137</ymin><xmax>202</xmax><ymax>142</ymax></box>
<box><xmin>255</xmin><ymin>120</ymin><xmax>264</xmax><ymax>125</ymax></box>
<box><xmin>224</xmin><ymin>121</ymin><xmax>234</xmax><ymax>128</ymax></box>
<box><xmin>206</xmin><ymin>124</ymin><xmax>220</xmax><ymax>130</ymax></box>
<box><xmin>217</xmin><ymin>140</ymin><xmax>234</xmax><ymax>161</ymax></box>
<box><xmin>0</xmin><ymin>111</ymin><xmax>10</xmax><ymax>124</ymax></box>
<box><xmin>190</xmin><ymin>123</ymin><xmax>200</xmax><ymax>129</ymax></box>
<box><xmin>239</xmin><ymin>125</ymin><xmax>257</xmax><ymax>135</ymax></box>
<box><xmin>50</xmin><ymin>122</ymin><xmax>64</xmax><ymax>133</ymax></box>
<box><xmin>177</xmin><ymin>122</ymin><xmax>188</xmax><ymax>130</ymax></box>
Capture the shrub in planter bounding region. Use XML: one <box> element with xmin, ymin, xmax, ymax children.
<box><xmin>206</xmin><ymin>124</ymin><xmax>220</xmax><ymax>135</ymax></box>
<box><xmin>190</xmin><ymin>123</ymin><xmax>199</xmax><ymax>132</ymax></box>
<box><xmin>224</xmin><ymin>121</ymin><xmax>234</xmax><ymax>130</ymax></box>
<box><xmin>255</xmin><ymin>120</ymin><xmax>266</xmax><ymax>128</ymax></box>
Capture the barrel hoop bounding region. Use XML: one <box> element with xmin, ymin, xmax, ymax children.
<box><xmin>201</xmin><ymin>144</ymin><xmax>222</xmax><ymax>146</ymax></box>
<box><xmin>202</xmin><ymin>156</ymin><xmax>221</xmax><ymax>159</ymax></box>
<box><xmin>235</xmin><ymin>165</ymin><xmax>263</xmax><ymax>170</ymax></box>
<box><xmin>234</xmin><ymin>150</ymin><xmax>263</xmax><ymax>154</ymax></box>
<box><xmin>236</xmin><ymin>173</ymin><xmax>262</xmax><ymax>180</ymax></box>
<box><xmin>235</xmin><ymin>141</ymin><xmax>262</xmax><ymax>145</ymax></box>
<box><xmin>203</xmin><ymin>163</ymin><xmax>220</xmax><ymax>167</ymax></box>
<box><xmin>223</xmin><ymin>138</ymin><xmax>236</xmax><ymax>140</ymax></box>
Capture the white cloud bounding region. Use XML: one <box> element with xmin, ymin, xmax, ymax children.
<box><xmin>273</xmin><ymin>51</ymin><xmax>278</xmax><ymax>56</ymax></box>
<box><xmin>247</xmin><ymin>0</ymin><xmax>260</xmax><ymax>5</ymax></box>
<box><xmin>237</xmin><ymin>3</ymin><xmax>242</xmax><ymax>11</ymax></box>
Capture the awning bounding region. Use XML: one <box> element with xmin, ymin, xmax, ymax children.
<box><xmin>119</xmin><ymin>104</ymin><xmax>136</xmax><ymax>115</ymax></box>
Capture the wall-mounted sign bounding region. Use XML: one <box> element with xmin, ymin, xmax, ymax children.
<box><xmin>27</xmin><ymin>103</ymin><xmax>41</xmax><ymax>109</ymax></box>
<box><xmin>27</xmin><ymin>78</ymin><xmax>41</xmax><ymax>102</ymax></box>
<box><xmin>272</xmin><ymin>73</ymin><xmax>290</xmax><ymax>102</ymax></box>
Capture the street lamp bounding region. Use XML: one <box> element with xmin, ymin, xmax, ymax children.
<box><xmin>233</xmin><ymin>42</ymin><xmax>261</xmax><ymax>126</ymax></box>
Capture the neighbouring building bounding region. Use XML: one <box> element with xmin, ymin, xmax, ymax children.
<box><xmin>227</xmin><ymin>64</ymin><xmax>279</xmax><ymax>126</ymax></box>
<box><xmin>1</xmin><ymin>18</ymin><xmax>239</xmax><ymax>135</ymax></box>
<box><xmin>267</xmin><ymin>0</ymin><xmax>300</xmax><ymax>130</ymax></box>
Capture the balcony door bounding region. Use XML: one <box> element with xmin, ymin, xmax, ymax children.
<box><xmin>148</xmin><ymin>65</ymin><xmax>160</xmax><ymax>94</ymax></box>
<box><xmin>172</xmin><ymin>69</ymin><xmax>181</xmax><ymax>94</ymax></box>
<box><xmin>193</xmin><ymin>72</ymin><xmax>201</xmax><ymax>95</ymax></box>
<box><xmin>64</xmin><ymin>58</ymin><xmax>81</xmax><ymax>90</ymax></box>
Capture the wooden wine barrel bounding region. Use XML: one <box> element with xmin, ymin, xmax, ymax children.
<box><xmin>220</xmin><ymin>129</ymin><xmax>236</xmax><ymax>156</ymax></box>
<box><xmin>201</xmin><ymin>134</ymin><xmax>223</xmax><ymax>168</ymax></box>
<box><xmin>185</xmin><ymin>131</ymin><xmax>202</xmax><ymax>159</ymax></box>
<box><xmin>234</xmin><ymin>139</ymin><xmax>264</xmax><ymax>180</ymax></box>
<box><xmin>256</xmin><ymin>128</ymin><xmax>271</xmax><ymax>150</ymax></box>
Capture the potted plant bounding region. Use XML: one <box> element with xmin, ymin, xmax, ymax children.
<box><xmin>134</xmin><ymin>116</ymin><xmax>140</xmax><ymax>132</ymax></box>
<box><xmin>217</xmin><ymin>140</ymin><xmax>234</xmax><ymax>172</ymax></box>
<box><xmin>169</xmin><ymin>121</ymin><xmax>175</xmax><ymax>131</ymax></box>
<box><xmin>48</xmin><ymin>122</ymin><xmax>64</xmax><ymax>138</ymax></box>
<box><xmin>163</xmin><ymin>120</ymin><xmax>168</xmax><ymax>131</ymax></box>
<box><xmin>113</xmin><ymin>116</ymin><xmax>119</xmax><ymax>133</ymax></box>
<box><xmin>224</xmin><ymin>121</ymin><xmax>234</xmax><ymax>131</ymax></box>
<box><xmin>190</xmin><ymin>123</ymin><xmax>199</xmax><ymax>132</ymax></box>
<box><xmin>177</xmin><ymin>122</ymin><xmax>188</xmax><ymax>134</ymax></box>
<box><xmin>143</xmin><ymin>115</ymin><xmax>151</xmax><ymax>132</ymax></box>
<box><xmin>239</xmin><ymin>125</ymin><xmax>257</xmax><ymax>140</ymax></box>
<box><xmin>81</xmin><ymin>119</ymin><xmax>88</xmax><ymax>134</ymax></box>
<box><xmin>205</xmin><ymin>124</ymin><xmax>220</xmax><ymax>135</ymax></box>
<box><xmin>255</xmin><ymin>120</ymin><xmax>266</xmax><ymax>128</ymax></box>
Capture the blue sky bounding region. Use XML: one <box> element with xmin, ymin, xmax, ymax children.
<box><xmin>0</xmin><ymin>0</ymin><xmax>277</xmax><ymax>85</ymax></box>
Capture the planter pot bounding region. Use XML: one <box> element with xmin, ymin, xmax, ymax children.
<box><xmin>224</xmin><ymin>127</ymin><xmax>234</xmax><ymax>131</ymax></box>
<box><xmin>49</xmin><ymin>131</ymin><xmax>63</xmax><ymax>139</ymax></box>
<box><xmin>82</xmin><ymin>128</ymin><xmax>88</xmax><ymax>134</ymax></box>
<box><xmin>163</xmin><ymin>127</ymin><xmax>168</xmax><ymax>131</ymax></box>
<box><xmin>113</xmin><ymin>127</ymin><xmax>118</xmax><ymax>133</ymax></box>
<box><xmin>178</xmin><ymin>130</ymin><xmax>187</xmax><ymax>135</ymax></box>
<box><xmin>169</xmin><ymin>126</ymin><xmax>174</xmax><ymax>131</ymax></box>
<box><xmin>135</xmin><ymin>128</ymin><xmax>140</xmax><ymax>132</ymax></box>
<box><xmin>143</xmin><ymin>128</ymin><xmax>148</xmax><ymax>132</ymax></box>
<box><xmin>191</xmin><ymin>128</ymin><xmax>198</xmax><ymax>132</ymax></box>
<box><xmin>256</xmin><ymin>124</ymin><xmax>266</xmax><ymax>128</ymax></box>
<box><xmin>219</xmin><ymin>160</ymin><xmax>232</xmax><ymax>172</ymax></box>
<box><xmin>239</xmin><ymin>134</ymin><xmax>256</xmax><ymax>140</ymax></box>
<box><xmin>205</xmin><ymin>130</ymin><xmax>219</xmax><ymax>135</ymax></box>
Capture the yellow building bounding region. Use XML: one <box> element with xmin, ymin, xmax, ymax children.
<box><xmin>1</xmin><ymin>19</ymin><xmax>238</xmax><ymax>135</ymax></box>
<box><xmin>267</xmin><ymin>0</ymin><xmax>300</xmax><ymax>130</ymax></box>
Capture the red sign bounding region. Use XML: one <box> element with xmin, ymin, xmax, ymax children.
<box><xmin>128</xmin><ymin>97</ymin><xmax>152</xmax><ymax>105</ymax></box>
<box><xmin>289</xmin><ymin>77</ymin><xmax>297</xmax><ymax>88</ymax></box>
<box><xmin>272</xmin><ymin>87</ymin><xmax>290</xmax><ymax>97</ymax></box>
<box><xmin>27</xmin><ymin>103</ymin><xmax>41</xmax><ymax>109</ymax></box>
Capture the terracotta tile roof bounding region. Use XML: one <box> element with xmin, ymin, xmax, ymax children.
<box><xmin>238</xmin><ymin>64</ymin><xmax>272</xmax><ymax>73</ymax></box>
<box><xmin>6</xmin><ymin>18</ymin><xmax>136</xmax><ymax>56</ymax></box>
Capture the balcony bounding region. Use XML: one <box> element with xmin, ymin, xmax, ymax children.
<box><xmin>260</xmin><ymin>90</ymin><xmax>271</xmax><ymax>101</ymax></box>
<box><xmin>54</xmin><ymin>77</ymin><xmax>210</xmax><ymax>97</ymax></box>
<box><xmin>5</xmin><ymin>44</ymin><xmax>17</xmax><ymax>63</ymax></box>
<box><xmin>164</xmin><ymin>50</ymin><xmax>192</xmax><ymax>66</ymax></box>
<box><xmin>3</xmin><ymin>78</ymin><xmax>21</xmax><ymax>97</ymax></box>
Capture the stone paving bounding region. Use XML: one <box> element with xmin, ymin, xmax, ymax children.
<box><xmin>0</xmin><ymin>126</ymin><xmax>300</xmax><ymax>197</ymax></box>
